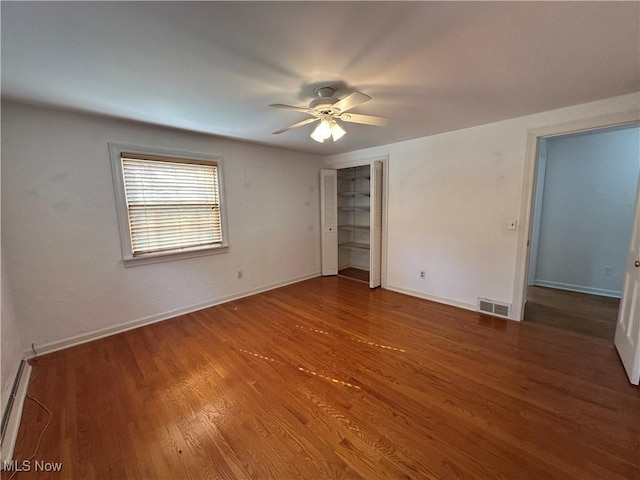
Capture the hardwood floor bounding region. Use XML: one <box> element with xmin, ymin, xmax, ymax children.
<box><xmin>524</xmin><ymin>285</ymin><xmax>620</xmax><ymax>340</ymax></box>
<box><xmin>338</xmin><ymin>267</ymin><xmax>369</xmax><ymax>283</ymax></box>
<box><xmin>6</xmin><ymin>277</ymin><xmax>639</xmax><ymax>479</ymax></box>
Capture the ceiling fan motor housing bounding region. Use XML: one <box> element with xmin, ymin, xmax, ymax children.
<box><xmin>310</xmin><ymin>86</ymin><xmax>339</xmax><ymax>114</ymax></box>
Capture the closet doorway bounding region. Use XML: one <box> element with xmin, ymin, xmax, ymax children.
<box><xmin>320</xmin><ymin>158</ymin><xmax>387</xmax><ymax>288</ymax></box>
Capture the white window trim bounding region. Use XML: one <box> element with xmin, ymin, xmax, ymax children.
<box><xmin>109</xmin><ymin>143</ymin><xmax>230</xmax><ymax>267</ymax></box>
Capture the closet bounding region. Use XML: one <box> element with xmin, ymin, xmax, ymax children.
<box><xmin>320</xmin><ymin>161</ymin><xmax>383</xmax><ymax>288</ymax></box>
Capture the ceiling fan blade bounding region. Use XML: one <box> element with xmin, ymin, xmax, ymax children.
<box><xmin>269</xmin><ymin>103</ymin><xmax>313</xmax><ymax>114</ymax></box>
<box><xmin>339</xmin><ymin>113</ymin><xmax>389</xmax><ymax>127</ymax></box>
<box><xmin>273</xmin><ymin>117</ymin><xmax>319</xmax><ymax>134</ymax></box>
<box><xmin>332</xmin><ymin>91</ymin><xmax>371</xmax><ymax>113</ymax></box>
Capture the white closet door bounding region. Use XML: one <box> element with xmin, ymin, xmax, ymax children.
<box><xmin>320</xmin><ymin>169</ymin><xmax>338</xmax><ymax>276</ymax></box>
<box><xmin>369</xmin><ymin>161</ymin><xmax>383</xmax><ymax>288</ymax></box>
<box><xmin>615</xmin><ymin>172</ymin><xmax>640</xmax><ymax>385</ymax></box>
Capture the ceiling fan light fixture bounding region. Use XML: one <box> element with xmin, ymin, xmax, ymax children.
<box><xmin>310</xmin><ymin>125</ymin><xmax>326</xmax><ymax>143</ymax></box>
<box><xmin>311</xmin><ymin>115</ymin><xmax>333</xmax><ymax>143</ymax></box>
<box><xmin>330</xmin><ymin>120</ymin><xmax>346</xmax><ymax>142</ymax></box>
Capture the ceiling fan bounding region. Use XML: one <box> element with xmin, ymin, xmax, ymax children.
<box><xmin>269</xmin><ymin>86</ymin><xmax>389</xmax><ymax>143</ymax></box>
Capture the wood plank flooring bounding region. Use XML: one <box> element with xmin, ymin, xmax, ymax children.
<box><xmin>6</xmin><ymin>277</ymin><xmax>639</xmax><ymax>479</ymax></box>
<box><xmin>524</xmin><ymin>285</ymin><xmax>620</xmax><ymax>340</ymax></box>
<box><xmin>338</xmin><ymin>267</ymin><xmax>369</xmax><ymax>283</ymax></box>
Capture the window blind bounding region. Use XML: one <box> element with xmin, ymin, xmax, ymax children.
<box><xmin>121</xmin><ymin>154</ymin><xmax>222</xmax><ymax>256</ymax></box>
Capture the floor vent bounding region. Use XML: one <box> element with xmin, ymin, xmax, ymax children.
<box><xmin>478</xmin><ymin>298</ymin><xmax>511</xmax><ymax>318</ymax></box>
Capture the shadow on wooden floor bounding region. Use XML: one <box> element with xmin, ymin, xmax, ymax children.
<box><xmin>524</xmin><ymin>285</ymin><xmax>619</xmax><ymax>340</ymax></box>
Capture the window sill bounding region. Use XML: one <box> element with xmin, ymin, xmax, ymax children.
<box><xmin>122</xmin><ymin>244</ymin><xmax>229</xmax><ymax>267</ymax></box>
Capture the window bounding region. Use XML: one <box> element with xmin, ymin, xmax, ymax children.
<box><xmin>109</xmin><ymin>144</ymin><xmax>229</xmax><ymax>266</ymax></box>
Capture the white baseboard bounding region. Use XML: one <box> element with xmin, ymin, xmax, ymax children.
<box><xmin>25</xmin><ymin>272</ymin><xmax>321</xmax><ymax>358</ymax></box>
<box><xmin>0</xmin><ymin>363</ymin><xmax>32</xmax><ymax>463</ymax></box>
<box><xmin>533</xmin><ymin>279</ymin><xmax>621</xmax><ymax>299</ymax></box>
<box><xmin>384</xmin><ymin>284</ymin><xmax>478</xmax><ymax>313</ymax></box>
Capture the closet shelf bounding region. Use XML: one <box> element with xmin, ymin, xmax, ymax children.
<box><xmin>338</xmin><ymin>224</ymin><xmax>370</xmax><ymax>231</ymax></box>
<box><xmin>339</xmin><ymin>174</ymin><xmax>371</xmax><ymax>181</ymax></box>
<box><xmin>339</xmin><ymin>242</ymin><xmax>370</xmax><ymax>251</ymax></box>
<box><xmin>338</xmin><ymin>206</ymin><xmax>370</xmax><ymax>211</ymax></box>
<box><xmin>338</xmin><ymin>191</ymin><xmax>370</xmax><ymax>197</ymax></box>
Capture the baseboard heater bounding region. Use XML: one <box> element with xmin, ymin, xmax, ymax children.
<box><xmin>478</xmin><ymin>298</ymin><xmax>511</xmax><ymax>318</ymax></box>
<box><xmin>0</xmin><ymin>360</ymin><xmax>26</xmax><ymax>448</ymax></box>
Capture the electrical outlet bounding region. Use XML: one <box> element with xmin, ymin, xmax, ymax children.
<box><xmin>603</xmin><ymin>265</ymin><xmax>613</xmax><ymax>276</ymax></box>
<box><xmin>237</xmin><ymin>270</ymin><xmax>243</xmax><ymax>279</ymax></box>
<box><xmin>419</xmin><ymin>271</ymin><xmax>425</xmax><ymax>279</ymax></box>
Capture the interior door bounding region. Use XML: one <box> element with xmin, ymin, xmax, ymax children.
<box><xmin>369</xmin><ymin>161</ymin><xmax>383</xmax><ymax>288</ymax></box>
<box><xmin>615</xmin><ymin>173</ymin><xmax>640</xmax><ymax>385</ymax></box>
<box><xmin>320</xmin><ymin>169</ymin><xmax>338</xmax><ymax>276</ymax></box>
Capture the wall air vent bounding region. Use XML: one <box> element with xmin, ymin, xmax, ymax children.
<box><xmin>477</xmin><ymin>298</ymin><xmax>511</xmax><ymax>318</ymax></box>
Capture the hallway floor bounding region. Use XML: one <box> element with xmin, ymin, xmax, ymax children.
<box><xmin>524</xmin><ymin>286</ymin><xmax>620</xmax><ymax>340</ymax></box>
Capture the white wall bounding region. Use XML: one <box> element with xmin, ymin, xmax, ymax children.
<box><xmin>325</xmin><ymin>93</ymin><xmax>640</xmax><ymax>313</ymax></box>
<box><xmin>1</xmin><ymin>102</ymin><xmax>323</xmax><ymax>352</ymax></box>
<box><xmin>2</xmin><ymin>133</ymin><xmax>24</xmax><ymax>418</ymax></box>
<box><xmin>2</xmin><ymin>93</ymin><xmax>638</xmax><ymax>358</ymax></box>
<box><xmin>532</xmin><ymin>126</ymin><xmax>640</xmax><ymax>297</ymax></box>
<box><xmin>1</xmin><ymin>250</ymin><xmax>23</xmax><ymax>417</ymax></box>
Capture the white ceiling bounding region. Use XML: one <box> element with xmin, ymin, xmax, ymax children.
<box><xmin>2</xmin><ymin>1</ymin><xmax>639</xmax><ymax>155</ymax></box>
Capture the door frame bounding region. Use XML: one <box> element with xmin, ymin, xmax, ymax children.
<box><xmin>323</xmin><ymin>155</ymin><xmax>389</xmax><ymax>288</ymax></box>
<box><xmin>512</xmin><ymin>109</ymin><xmax>640</xmax><ymax>321</ymax></box>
